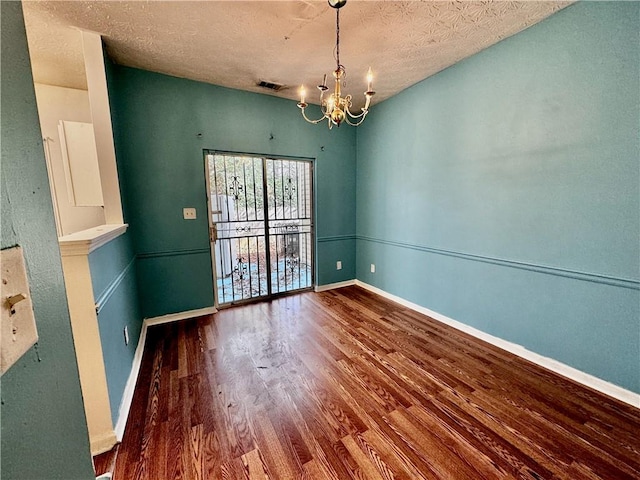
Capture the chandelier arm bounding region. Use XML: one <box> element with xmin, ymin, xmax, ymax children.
<box><xmin>299</xmin><ymin>106</ymin><xmax>328</xmax><ymax>124</ymax></box>
<box><xmin>344</xmin><ymin>93</ymin><xmax>372</xmax><ymax>119</ymax></box>
<box><xmin>344</xmin><ymin>111</ymin><xmax>368</xmax><ymax>127</ymax></box>
<box><xmin>345</xmin><ymin>105</ymin><xmax>367</xmax><ymax>119</ymax></box>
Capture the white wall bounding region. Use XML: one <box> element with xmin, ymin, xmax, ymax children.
<box><xmin>34</xmin><ymin>83</ymin><xmax>105</xmax><ymax>236</ymax></box>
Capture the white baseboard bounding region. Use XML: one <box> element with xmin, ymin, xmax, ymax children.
<box><xmin>145</xmin><ymin>306</ymin><xmax>217</xmax><ymax>326</ymax></box>
<box><xmin>314</xmin><ymin>280</ymin><xmax>356</xmax><ymax>292</ymax></box>
<box><xmin>354</xmin><ymin>280</ymin><xmax>640</xmax><ymax>408</ymax></box>
<box><xmin>114</xmin><ymin>320</ymin><xmax>148</xmax><ymax>441</ymax></box>
<box><xmin>114</xmin><ymin>306</ymin><xmax>217</xmax><ymax>440</ymax></box>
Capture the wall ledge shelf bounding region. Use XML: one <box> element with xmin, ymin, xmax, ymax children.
<box><xmin>59</xmin><ymin>224</ymin><xmax>128</xmax><ymax>256</ymax></box>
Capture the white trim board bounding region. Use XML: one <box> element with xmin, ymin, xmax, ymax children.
<box><xmin>59</xmin><ymin>224</ymin><xmax>128</xmax><ymax>256</ymax></box>
<box><xmin>114</xmin><ymin>317</ymin><xmax>148</xmax><ymax>441</ymax></box>
<box><xmin>314</xmin><ymin>280</ymin><xmax>356</xmax><ymax>292</ymax></box>
<box><xmin>114</xmin><ymin>306</ymin><xmax>217</xmax><ymax>440</ymax></box>
<box><xmin>354</xmin><ymin>280</ymin><xmax>640</xmax><ymax>408</ymax></box>
<box><xmin>145</xmin><ymin>306</ymin><xmax>218</xmax><ymax>326</ymax></box>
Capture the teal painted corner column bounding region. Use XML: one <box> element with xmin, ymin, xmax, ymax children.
<box><xmin>1</xmin><ymin>2</ymin><xmax>95</xmax><ymax>478</ymax></box>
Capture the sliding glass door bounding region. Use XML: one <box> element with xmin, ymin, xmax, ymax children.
<box><xmin>205</xmin><ymin>152</ymin><xmax>313</xmax><ymax>306</ymax></box>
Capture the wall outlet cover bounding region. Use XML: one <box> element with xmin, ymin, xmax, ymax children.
<box><xmin>337</xmin><ymin>261</ymin><xmax>342</xmax><ymax>270</ymax></box>
<box><xmin>370</xmin><ymin>264</ymin><xmax>376</xmax><ymax>273</ymax></box>
<box><xmin>183</xmin><ymin>207</ymin><xmax>197</xmax><ymax>219</ymax></box>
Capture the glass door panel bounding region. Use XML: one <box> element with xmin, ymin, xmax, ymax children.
<box><xmin>266</xmin><ymin>158</ymin><xmax>313</xmax><ymax>294</ymax></box>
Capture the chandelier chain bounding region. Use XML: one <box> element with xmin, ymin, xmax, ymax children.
<box><xmin>335</xmin><ymin>8</ymin><xmax>346</xmax><ymax>86</ymax></box>
<box><xmin>335</xmin><ymin>8</ymin><xmax>340</xmax><ymax>68</ymax></box>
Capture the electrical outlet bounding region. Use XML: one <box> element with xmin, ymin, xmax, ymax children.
<box><xmin>183</xmin><ymin>207</ymin><xmax>197</xmax><ymax>220</ymax></box>
<box><xmin>336</xmin><ymin>260</ymin><xmax>342</xmax><ymax>270</ymax></box>
<box><xmin>370</xmin><ymin>263</ymin><xmax>376</xmax><ymax>273</ymax></box>
<box><xmin>123</xmin><ymin>325</ymin><xmax>129</xmax><ymax>346</ymax></box>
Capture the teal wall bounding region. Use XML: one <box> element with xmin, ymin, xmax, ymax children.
<box><xmin>107</xmin><ymin>66</ymin><xmax>357</xmax><ymax>318</ymax></box>
<box><xmin>356</xmin><ymin>2</ymin><xmax>639</xmax><ymax>393</ymax></box>
<box><xmin>89</xmin><ymin>232</ymin><xmax>141</xmax><ymax>426</ymax></box>
<box><xmin>0</xmin><ymin>2</ymin><xmax>95</xmax><ymax>478</ymax></box>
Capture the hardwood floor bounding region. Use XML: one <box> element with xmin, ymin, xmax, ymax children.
<box><xmin>94</xmin><ymin>444</ymin><xmax>118</xmax><ymax>477</ymax></box>
<box><xmin>113</xmin><ymin>286</ymin><xmax>639</xmax><ymax>479</ymax></box>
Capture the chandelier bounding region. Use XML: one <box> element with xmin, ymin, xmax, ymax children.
<box><xmin>297</xmin><ymin>0</ymin><xmax>375</xmax><ymax>129</ymax></box>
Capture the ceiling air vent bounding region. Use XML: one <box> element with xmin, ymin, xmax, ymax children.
<box><xmin>257</xmin><ymin>80</ymin><xmax>286</xmax><ymax>92</ymax></box>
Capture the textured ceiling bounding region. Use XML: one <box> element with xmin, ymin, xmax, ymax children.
<box><xmin>23</xmin><ymin>1</ymin><xmax>571</xmax><ymax>109</ymax></box>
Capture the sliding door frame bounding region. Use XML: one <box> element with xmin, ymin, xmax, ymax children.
<box><xmin>204</xmin><ymin>150</ymin><xmax>315</xmax><ymax>308</ymax></box>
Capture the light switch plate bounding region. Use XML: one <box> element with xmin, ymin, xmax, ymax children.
<box><xmin>1</xmin><ymin>246</ymin><xmax>38</xmax><ymax>375</ymax></box>
<box><xmin>183</xmin><ymin>207</ymin><xmax>197</xmax><ymax>220</ymax></box>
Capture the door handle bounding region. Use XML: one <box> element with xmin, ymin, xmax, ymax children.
<box><xmin>209</xmin><ymin>225</ymin><xmax>217</xmax><ymax>242</ymax></box>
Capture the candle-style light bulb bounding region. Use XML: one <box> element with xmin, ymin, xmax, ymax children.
<box><xmin>366</xmin><ymin>67</ymin><xmax>373</xmax><ymax>92</ymax></box>
<box><xmin>300</xmin><ymin>85</ymin><xmax>306</xmax><ymax>104</ymax></box>
<box><xmin>326</xmin><ymin>95</ymin><xmax>335</xmax><ymax>115</ymax></box>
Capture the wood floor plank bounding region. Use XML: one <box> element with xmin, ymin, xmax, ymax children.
<box><xmin>360</xmin><ymin>427</ymin><xmax>431</xmax><ymax>480</ymax></box>
<box><xmin>424</xmin><ymin>391</ymin><xmax>555</xmax><ymax>479</ymax></box>
<box><xmin>388</xmin><ymin>407</ymin><xmax>480</xmax><ymax>480</ymax></box>
<box><xmin>341</xmin><ymin>434</ymin><xmax>389</xmax><ymax>480</ymax></box>
<box><xmin>252</xmin><ymin>411</ymin><xmax>301</xmax><ymax>478</ymax></box>
<box><xmin>241</xmin><ymin>448</ymin><xmax>270</xmax><ymax>479</ymax></box>
<box><xmin>113</xmin><ymin>286</ymin><xmax>640</xmax><ymax>480</ymax></box>
<box><xmin>407</xmin><ymin>404</ymin><xmax>512</xmax><ymax>479</ymax></box>
<box><xmin>302</xmin><ymin>458</ymin><xmax>337</xmax><ymax>480</ymax></box>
